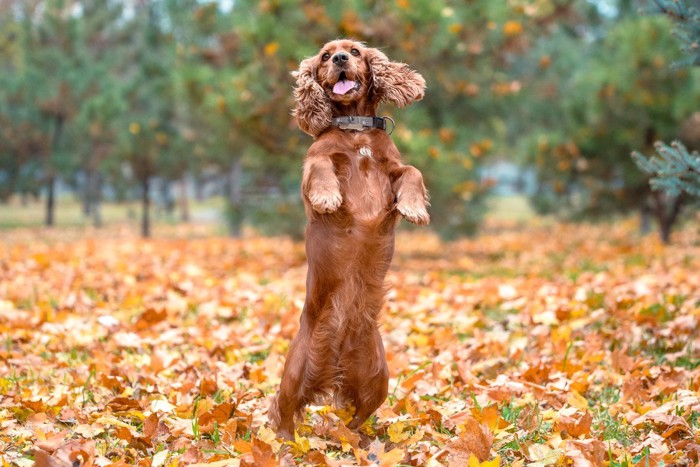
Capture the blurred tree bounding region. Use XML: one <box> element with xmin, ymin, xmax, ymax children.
<box><xmin>18</xmin><ymin>0</ymin><xmax>85</xmax><ymax>226</ymax></box>
<box><xmin>521</xmin><ymin>2</ymin><xmax>699</xmax><ymax>242</ymax></box>
<box><xmin>632</xmin><ymin>0</ymin><xmax>700</xmax><ymax>232</ymax></box>
<box><xmin>631</xmin><ymin>0</ymin><xmax>700</xmax><ymax>242</ymax></box>
<box><xmin>0</xmin><ymin>1</ymin><xmax>72</xmax><ymax>222</ymax></box>
<box><xmin>119</xmin><ymin>1</ymin><xmax>181</xmax><ymax>238</ymax></box>
<box><xmin>2</xmin><ymin>0</ymin><xmax>696</xmax><ymax>238</ymax></box>
<box><xmin>198</xmin><ymin>0</ymin><xmax>569</xmax><ymax>238</ymax></box>
<box><xmin>67</xmin><ymin>0</ymin><xmax>130</xmax><ymax>227</ymax></box>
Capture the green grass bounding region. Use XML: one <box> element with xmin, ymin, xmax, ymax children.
<box><xmin>0</xmin><ymin>194</ymin><xmax>535</xmax><ymax>231</ymax></box>
<box><xmin>485</xmin><ymin>195</ymin><xmax>535</xmax><ymax>222</ymax></box>
<box><xmin>0</xmin><ymin>196</ymin><xmax>226</xmax><ymax>229</ymax></box>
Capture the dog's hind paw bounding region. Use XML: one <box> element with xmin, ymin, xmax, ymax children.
<box><xmin>308</xmin><ymin>185</ymin><xmax>343</xmax><ymax>213</ymax></box>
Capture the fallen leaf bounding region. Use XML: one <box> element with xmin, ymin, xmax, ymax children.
<box><xmin>251</xmin><ymin>437</ymin><xmax>276</xmax><ymax>467</ymax></box>
<box><xmin>446</xmin><ymin>416</ymin><xmax>494</xmax><ymax>463</ymax></box>
<box><xmin>556</xmin><ymin>408</ymin><xmax>592</xmax><ymax>438</ymax></box>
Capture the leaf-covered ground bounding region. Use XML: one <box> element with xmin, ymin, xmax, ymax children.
<box><xmin>1</xmin><ymin>221</ymin><xmax>700</xmax><ymax>466</ymax></box>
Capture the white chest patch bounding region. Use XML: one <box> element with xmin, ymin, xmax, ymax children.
<box><xmin>358</xmin><ymin>146</ymin><xmax>373</xmax><ymax>158</ymax></box>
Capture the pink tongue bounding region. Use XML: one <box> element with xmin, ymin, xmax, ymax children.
<box><xmin>333</xmin><ymin>80</ymin><xmax>356</xmax><ymax>95</ymax></box>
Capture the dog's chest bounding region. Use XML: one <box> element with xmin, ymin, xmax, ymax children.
<box><xmin>337</xmin><ymin>136</ymin><xmax>393</xmax><ymax>221</ymax></box>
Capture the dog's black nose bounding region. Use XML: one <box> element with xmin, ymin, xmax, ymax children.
<box><xmin>332</xmin><ymin>52</ymin><xmax>349</xmax><ymax>65</ymax></box>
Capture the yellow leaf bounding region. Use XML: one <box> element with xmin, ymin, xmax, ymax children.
<box><xmin>334</xmin><ymin>405</ymin><xmax>355</xmax><ymax>425</ymax></box>
<box><xmin>94</xmin><ymin>416</ymin><xmax>134</xmax><ymax>429</ymax></box>
<box><xmin>567</xmin><ymin>390</ymin><xmax>589</xmax><ymax>411</ymax></box>
<box><xmin>388</xmin><ymin>420</ymin><xmax>411</xmax><ymax>443</ymax></box>
<box><xmin>405</xmin><ymin>428</ymin><xmax>424</xmax><ymax>444</ymax></box>
<box><xmin>469</xmin><ymin>454</ymin><xmax>501</xmax><ymax>466</ymax></box>
<box><xmin>379</xmin><ymin>447</ymin><xmax>405</xmax><ymax>466</ymax></box>
<box><xmin>264</xmin><ymin>42</ymin><xmax>279</xmax><ymax>56</ymax></box>
<box><xmin>129</xmin><ymin>122</ymin><xmax>140</xmax><ymax>135</ymax></box>
<box><xmin>286</xmin><ymin>434</ymin><xmax>310</xmax><ymax>456</ymax></box>
<box><xmin>503</xmin><ymin>20</ymin><xmax>523</xmax><ymax>37</ymax></box>
<box><xmin>528</xmin><ymin>444</ymin><xmax>563</xmax><ymax>464</ymax></box>
<box><xmin>216</xmin><ymin>96</ymin><xmax>226</xmax><ymax>114</ymax></box>
<box><xmin>188</xmin><ymin>461</ymin><xmax>241</xmax><ymax>467</ymax></box>
<box><xmin>256</xmin><ymin>426</ymin><xmax>280</xmax><ymax>447</ymax></box>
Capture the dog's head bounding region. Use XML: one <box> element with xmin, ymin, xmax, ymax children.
<box><xmin>292</xmin><ymin>39</ymin><xmax>426</xmax><ymax>137</ymax></box>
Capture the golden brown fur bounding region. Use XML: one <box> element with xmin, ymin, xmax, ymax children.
<box><xmin>269</xmin><ymin>39</ymin><xmax>429</xmax><ymax>441</ymax></box>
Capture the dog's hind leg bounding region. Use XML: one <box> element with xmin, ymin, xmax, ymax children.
<box><xmin>344</xmin><ymin>326</ymin><xmax>390</xmax><ymax>430</ymax></box>
<box><xmin>271</xmin><ymin>321</ymin><xmax>312</xmax><ymax>441</ymax></box>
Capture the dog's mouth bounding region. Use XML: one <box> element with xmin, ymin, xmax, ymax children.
<box><xmin>333</xmin><ymin>72</ymin><xmax>360</xmax><ymax>95</ymax></box>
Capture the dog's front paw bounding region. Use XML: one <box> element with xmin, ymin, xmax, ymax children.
<box><xmin>308</xmin><ymin>184</ymin><xmax>342</xmax><ymax>213</ymax></box>
<box><xmin>397</xmin><ymin>194</ymin><xmax>430</xmax><ymax>225</ymax></box>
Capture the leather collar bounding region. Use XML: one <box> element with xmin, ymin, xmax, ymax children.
<box><xmin>331</xmin><ymin>116</ymin><xmax>394</xmax><ymax>134</ymax></box>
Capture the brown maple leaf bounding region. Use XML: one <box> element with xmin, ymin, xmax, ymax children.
<box><xmin>251</xmin><ymin>437</ymin><xmax>277</xmax><ymax>467</ymax></box>
<box><xmin>446</xmin><ymin>416</ymin><xmax>494</xmax><ymax>464</ymax></box>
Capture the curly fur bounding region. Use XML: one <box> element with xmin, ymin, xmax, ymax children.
<box><xmin>291</xmin><ymin>41</ymin><xmax>426</xmax><ymax>137</ymax></box>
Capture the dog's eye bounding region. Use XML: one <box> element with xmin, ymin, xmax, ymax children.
<box><xmin>350</xmin><ymin>48</ymin><xmax>360</xmax><ymax>56</ymax></box>
<box><xmin>321</xmin><ymin>53</ymin><xmax>330</xmax><ymax>61</ymax></box>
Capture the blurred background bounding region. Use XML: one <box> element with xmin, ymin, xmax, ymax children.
<box><xmin>0</xmin><ymin>0</ymin><xmax>698</xmax><ymax>241</ymax></box>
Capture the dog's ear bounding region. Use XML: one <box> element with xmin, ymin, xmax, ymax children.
<box><xmin>291</xmin><ymin>56</ymin><xmax>332</xmax><ymax>138</ymax></box>
<box><xmin>366</xmin><ymin>48</ymin><xmax>426</xmax><ymax>107</ymax></box>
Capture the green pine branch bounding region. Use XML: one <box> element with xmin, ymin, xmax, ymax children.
<box><xmin>632</xmin><ymin>141</ymin><xmax>700</xmax><ymax>198</ymax></box>
<box><xmin>648</xmin><ymin>0</ymin><xmax>700</xmax><ymax>67</ymax></box>
<box><xmin>633</xmin><ymin>1</ymin><xmax>700</xmax><ymax>199</ymax></box>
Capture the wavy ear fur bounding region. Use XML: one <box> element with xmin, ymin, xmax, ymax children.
<box><xmin>367</xmin><ymin>48</ymin><xmax>426</xmax><ymax>107</ymax></box>
<box><xmin>291</xmin><ymin>57</ymin><xmax>331</xmax><ymax>137</ymax></box>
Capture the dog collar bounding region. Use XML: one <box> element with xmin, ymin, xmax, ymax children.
<box><xmin>331</xmin><ymin>116</ymin><xmax>395</xmax><ymax>134</ymax></box>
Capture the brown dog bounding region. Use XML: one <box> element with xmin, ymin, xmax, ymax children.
<box><xmin>269</xmin><ymin>39</ymin><xmax>429</xmax><ymax>441</ymax></box>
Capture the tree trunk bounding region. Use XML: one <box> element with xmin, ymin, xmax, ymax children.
<box><xmin>227</xmin><ymin>157</ymin><xmax>243</xmax><ymax>237</ymax></box>
<box><xmin>83</xmin><ymin>169</ymin><xmax>93</xmax><ymax>218</ymax></box>
<box><xmin>639</xmin><ymin>199</ymin><xmax>652</xmax><ymax>235</ymax></box>
<box><xmin>651</xmin><ymin>191</ymin><xmax>684</xmax><ymax>244</ymax></box>
<box><xmin>45</xmin><ymin>174</ymin><xmax>56</xmax><ymax>227</ymax></box>
<box><xmin>179</xmin><ymin>175</ymin><xmax>190</xmax><ymax>222</ymax></box>
<box><xmin>92</xmin><ymin>171</ymin><xmax>103</xmax><ymax>228</ymax></box>
<box><xmin>45</xmin><ymin>115</ymin><xmax>64</xmax><ymax>227</ymax></box>
<box><xmin>141</xmin><ymin>175</ymin><xmax>151</xmax><ymax>238</ymax></box>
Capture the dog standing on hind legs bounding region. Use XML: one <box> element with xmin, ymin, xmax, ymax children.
<box><xmin>269</xmin><ymin>39</ymin><xmax>429</xmax><ymax>441</ymax></box>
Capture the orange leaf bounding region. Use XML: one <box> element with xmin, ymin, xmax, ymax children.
<box><xmin>329</xmin><ymin>422</ymin><xmax>361</xmax><ymax>452</ymax></box>
<box><xmin>565</xmin><ymin>439</ymin><xmax>606</xmax><ymax>466</ymax></box>
<box><xmin>233</xmin><ymin>438</ymin><xmax>252</xmax><ymax>454</ymax></box>
<box><xmin>133</xmin><ymin>308</ymin><xmax>166</xmax><ymax>330</ymax></box>
<box><xmin>143</xmin><ymin>413</ymin><xmax>159</xmax><ymax>439</ymax></box>
<box><xmin>251</xmin><ymin>437</ymin><xmax>276</xmax><ymax>467</ymax></box>
<box><xmin>556</xmin><ymin>409</ymin><xmax>592</xmax><ymax>438</ymax></box>
<box><xmin>199</xmin><ymin>376</ymin><xmax>218</xmax><ymax>396</ymax></box>
<box><xmin>22</xmin><ymin>399</ymin><xmax>44</xmax><ymax>413</ymax></box>
<box><xmin>447</xmin><ymin>416</ymin><xmax>494</xmax><ymax>463</ymax></box>
<box><xmin>113</xmin><ymin>426</ymin><xmax>133</xmax><ymax>443</ymax></box>
<box><xmin>106</xmin><ymin>397</ymin><xmax>142</xmax><ymax>412</ymax></box>
<box><xmin>34</xmin><ymin>430</ymin><xmax>68</xmax><ymax>453</ymax></box>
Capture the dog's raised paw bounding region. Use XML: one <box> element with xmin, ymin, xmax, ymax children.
<box><xmin>308</xmin><ymin>185</ymin><xmax>342</xmax><ymax>213</ymax></box>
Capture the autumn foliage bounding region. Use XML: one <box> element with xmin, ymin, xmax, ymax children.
<box><xmin>1</xmin><ymin>222</ymin><xmax>700</xmax><ymax>465</ymax></box>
